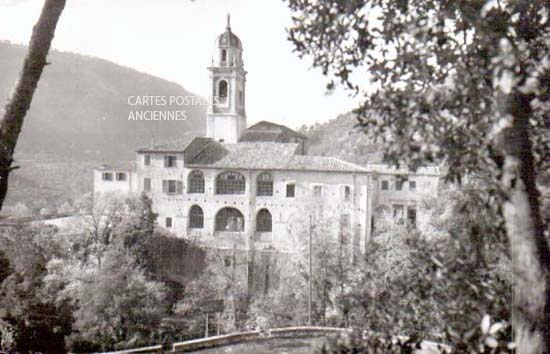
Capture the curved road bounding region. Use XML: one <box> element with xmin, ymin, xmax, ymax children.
<box><xmin>185</xmin><ymin>336</ymin><xmax>328</xmax><ymax>354</ymax></box>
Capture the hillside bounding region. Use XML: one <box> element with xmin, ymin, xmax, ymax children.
<box><xmin>0</xmin><ymin>41</ymin><xmax>207</xmax><ymax>213</ymax></box>
<box><xmin>2</xmin><ymin>155</ymin><xmax>98</xmax><ymax>215</ymax></box>
<box><xmin>0</xmin><ymin>41</ymin><xmax>206</xmax><ymax>161</ymax></box>
<box><xmin>300</xmin><ymin>112</ymin><xmax>383</xmax><ymax>164</ymax></box>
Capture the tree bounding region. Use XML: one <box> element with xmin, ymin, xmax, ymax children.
<box><xmin>248</xmin><ymin>256</ymin><xmax>310</xmax><ymax>328</ymax></box>
<box><xmin>286</xmin><ymin>197</ymin><xmax>338</xmax><ymax>325</ymax></box>
<box><xmin>68</xmin><ymin>193</ymin><xmax>153</xmax><ymax>270</ymax></box>
<box><xmin>0</xmin><ymin>224</ymin><xmax>73</xmax><ymax>353</ymax></box>
<box><xmin>47</xmin><ymin>195</ymin><xmax>168</xmax><ymax>351</ymax></box>
<box><xmin>249</xmin><ymin>197</ymin><xmax>355</xmax><ymax>327</ymax></box>
<box><xmin>0</xmin><ymin>250</ymin><xmax>11</xmax><ymax>286</ymax></box>
<box><xmin>119</xmin><ymin>194</ymin><xmax>158</xmax><ymax>273</ymax></box>
<box><xmin>336</xmin><ymin>181</ymin><xmax>512</xmax><ymax>352</ymax></box>
<box><xmin>66</xmin><ymin>244</ymin><xmax>167</xmax><ymax>351</ymax></box>
<box><xmin>0</xmin><ymin>0</ymin><xmax>66</xmax><ymax>211</ymax></box>
<box><xmin>0</xmin><ymin>251</ymin><xmax>13</xmax><ymax>352</ymax></box>
<box><xmin>287</xmin><ymin>1</ymin><xmax>550</xmax><ymax>351</ymax></box>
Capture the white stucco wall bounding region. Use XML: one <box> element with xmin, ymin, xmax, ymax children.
<box><xmin>93</xmin><ymin>152</ymin><xmax>440</xmax><ymax>257</ymax></box>
<box><xmin>93</xmin><ymin>168</ymin><xmax>137</xmax><ymax>195</ymax></box>
<box><xmin>137</xmin><ymin>166</ymin><xmax>373</xmax><ymax>254</ymax></box>
<box><xmin>370</xmin><ymin>170</ymin><xmax>441</xmax><ymax>232</ymax></box>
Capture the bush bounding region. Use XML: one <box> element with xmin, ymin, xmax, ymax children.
<box><xmin>317</xmin><ymin>315</ymin><xmax>514</xmax><ymax>354</ymax></box>
<box><xmin>317</xmin><ymin>330</ymin><xmax>424</xmax><ymax>354</ymax></box>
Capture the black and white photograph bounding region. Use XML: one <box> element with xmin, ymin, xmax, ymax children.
<box><xmin>0</xmin><ymin>0</ymin><xmax>547</xmax><ymax>353</ymax></box>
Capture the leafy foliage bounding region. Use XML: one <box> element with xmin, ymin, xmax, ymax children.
<box><xmin>66</xmin><ymin>244</ymin><xmax>167</xmax><ymax>351</ymax></box>
<box><xmin>248</xmin><ymin>198</ymin><xmax>361</xmax><ymax>328</ymax></box>
<box><xmin>0</xmin><ymin>250</ymin><xmax>11</xmax><ymax>285</ymax></box>
<box><xmin>336</xmin><ymin>183</ymin><xmax>512</xmax><ymax>351</ymax></box>
<box><xmin>287</xmin><ymin>0</ymin><xmax>550</xmax><ymax>180</ymax></box>
<box><xmin>0</xmin><ymin>225</ymin><xmax>74</xmax><ymax>353</ymax></box>
<box><xmin>286</xmin><ymin>0</ymin><xmax>549</xmax><ymax>350</ymax></box>
<box><xmin>318</xmin><ymin>330</ymin><xmax>424</xmax><ymax>354</ymax></box>
<box><xmin>174</xmin><ymin>247</ymin><xmax>248</xmax><ymax>335</ymax></box>
<box><xmin>44</xmin><ymin>194</ymin><xmax>175</xmax><ymax>351</ymax></box>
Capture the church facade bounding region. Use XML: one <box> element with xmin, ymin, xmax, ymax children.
<box><xmin>93</xmin><ymin>17</ymin><xmax>440</xmax><ymax>256</ymax></box>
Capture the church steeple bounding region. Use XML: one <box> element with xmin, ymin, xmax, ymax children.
<box><xmin>206</xmin><ymin>15</ymin><xmax>247</xmax><ymax>143</ymax></box>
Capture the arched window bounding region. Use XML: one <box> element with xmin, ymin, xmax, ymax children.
<box><xmin>216</xmin><ymin>171</ymin><xmax>245</xmax><ymax>195</ymax></box>
<box><xmin>188</xmin><ymin>170</ymin><xmax>205</xmax><ymax>194</ymax></box>
<box><xmin>256</xmin><ymin>172</ymin><xmax>273</xmax><ymax>196</ymax></box>
<box><xmin>218</xmin><ymin>80</ymin><xmax>228</xmax><ymax>103</ymax></box>
<box><xmin>189</xmin><ymin>205</ymin><xmax>204</xmax><ymax>229</ymax></box>
<box><xmin>256</xmin><ymin>209</ymin><xmax>272</xmax><ymax>232</ymax></box>
<box><xmin>215</xmin><ymin>207</ymin><xmax>244</xmax><ymax>232</ymax></box>
<box><xmin>221</xmin><ymin>49</ymin><xmax>227</xmax><ymax>63</ymax></box>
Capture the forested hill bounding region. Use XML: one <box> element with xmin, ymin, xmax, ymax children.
<box><xmin>299</xmin><ymin>112</ymin><xmax>384</xmax><ymax>164</ymax></box>
<box><xmin>0</xmin><ymin>41</ymin><xmax>206</xmax><ymax>161</ymax></box>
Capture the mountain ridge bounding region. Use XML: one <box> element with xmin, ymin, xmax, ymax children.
<box><xmin>299</xmin><ymin>112</ymin><xmax>383</xmax><ymax>165</ymax></box>
<box><xmin>0</xmin><ymin>41</ymin><xmax>206</xmax><ymax>161</ymax></box>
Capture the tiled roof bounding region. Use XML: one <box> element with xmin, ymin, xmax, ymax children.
<box><xmin>95</xmin><ymin>162</ymin><xmax>136</xmax><ymax>171</ymax></box>
<box><xmin>239</xmin><ymin>130</ymin><xmax>287</xmax><ymax>142</ymax></box>
<box><xmin>182</xmin><ymin>137</ymin><xmax>214</xmax><ymax>161</ymax></box>
<box><xmin>239</xmin><ymin>120</ymin><xmax>307</xmax><ymax>143</ymax></box>
<box><xmin>364</xmin><ymin>163</ymin><xmax>441</xmax><ymax>176</ymax></box>
<box><xmin>187</xmin><ymin>141</ymin><xmax>368</xmax><ymax>172</ymax></box>
<box><xmin>285</xmin><ymin>155</ymin><xmax>368</xmax><ymax>172</ymax></box>
<box><xmin>136</xmin><ymin>136</ymin><xmax>197</xmax><ymax>153</ymax></box>
<box><xmin>134</xmin><ymin>134</ymin><xmax>371</xmax><ymax>173</ymax></box>
<box><xmin>188</xmin><ymin>142</ymin><xmax>300</xmax><ymax>169</ymax></box>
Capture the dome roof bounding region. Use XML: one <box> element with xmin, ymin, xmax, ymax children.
<box><xmin>215</xmin><ymin>14</ymin><xmax>242</xmax><ymax>49</ymax></box>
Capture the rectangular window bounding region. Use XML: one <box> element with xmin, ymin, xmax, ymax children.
<box><xmin>144</xmin><ymin>155</ymin><xmax>151</xmax><ymax>166</ymax></box>
<box><xmin>143</xmin><ymin>178</ymin><xmax>151</xmax><ymax>192</ymax></box>
<box><xmin>340</xmin><ymin>214</ymin><xmax>350</xmax><ymax>231</ymax></box>
<box><xmin>162</xmin><ymin>180</ymin><xmax>182</xmax><ymax>195</ymax></box>
<box><xmin>381</xmin><ymin>180</ymin><xmax>389</xmax><ymax>190</ymax></box>
<box><xmin>407</xmin><ymin>207</ymin><xmax>417</xmax><ymax>227</ymax></box>
<box><xmin>343</xmin><ymin>185</ymin><xmax>351</xmax><ymax>201</ymax></box>
<box><xmin>102</xmin><ymin>172</ymin><xmax>113</xmax><ymax>181</ymax></box>
<box><xmin>165</xmin><ymin>217</ymin><xmax>172</xmax><ymax>228</ymax></box>
<box><xmin>256</xmin><ymin>173</ymin><xmax>274</xmax><ymax>196</ymax></box>
<box><xmin>168</xmin><ymin>180</ymin><xmax>177</xmax><ymax>194</ymax></box>
<box><xmin>409</xmin><ymin>181</ymin><xmax>416</xmax><ymax>191</ymax></box>
<box><xmin>164</xmin><ymin>155</ymin><xmax>177</xmax><ymax>168</ymax></box>
<box><xmin>393</xmin><ymin>204</ymin><xmax>404</xmax><ymax>223</ymax></box>
<box><xmin>286</xmin><ymin>183</ymin><xmax>295</xmax><ymax>198</ymax></box>
<box><xmin>116</xmin><ymin>172</ymin><xmax>127</xmax><ymax>181</ymax></box>
<box><xmin>313</xmin><ymin>185</ymin><xmax>323</xmax><ymax>197</ymax></box>
<box><xmin>396</xmin><ymin>180</ymin><xmax>403</xmax><ymax>191</ymax></box>
<box><xmin>224</xmin><ymin>256</ymin><xmax>232</xmax><ymax>267</ymax></box>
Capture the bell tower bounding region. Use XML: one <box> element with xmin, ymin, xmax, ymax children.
<box><xmin>206</xmin><ymin>14</ymin><xmax>247</xmax><ymax>143</ymax></box>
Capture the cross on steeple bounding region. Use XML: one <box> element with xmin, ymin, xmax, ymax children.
<box><xmin>226</xmin><ymin>13</ymin><xmax>231</xmax><ymax>31</ymax></box>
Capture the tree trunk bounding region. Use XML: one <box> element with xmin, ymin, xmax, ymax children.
<box><xmin>0</xmin><ymin>0</ymin><xmax>66</xmax><ymax>211</ymax></box>
<box><xmin>499</xmin><ymin>92</ymin><xmax>550</xmax><ymax>354</ymax></box>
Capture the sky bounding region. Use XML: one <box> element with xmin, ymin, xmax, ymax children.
<box><xmin>0</xmin><ymin>0</ymin><xmax>362</xmax><ymax>129</ymax></box>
